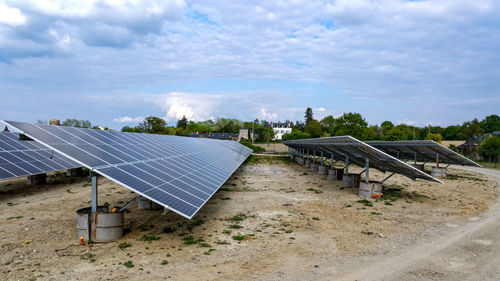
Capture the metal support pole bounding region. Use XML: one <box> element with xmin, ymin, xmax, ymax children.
<box><xmin>345</xmin><ymin>155</ymin><xmax>349</xmax><ymax>174</ymax></box>
<box><xmin>436</xmin><ymin>153</ymin><xmax>440</xmax><ymax>168</ymax></box>
<box><xmin>307</xmin><ymin>149</ymin><xmax>310</xmax><ymax>160</ymax></box>
<box><xmin>414</xmin><ymin>152</ymin><xmax>417</xmax><ymax>165</ymax></box>
<box><xmin>381</xmin><ymin>172</ymin><xmax>395</xmax><ymax>183</ymax></box>
<box><xmin>91</xmin><ymin>173</ymin><xmax>98</xmax><ymax>213</ymax></box>
<box><xmin>445</xmin><ymin>163</ymin><xmax>452</xmax><ymax>168</ymax></box>
<box><xmin>118</xmin><ymin>195</ymin><xmax>142</xmax><ymax>212</ymax></box>
<box><xmin>331</xmin><ymin>153</ymin><xmax>334</xmax><ymax>169</ymax></box>
<box><xmin>313</xmin><ymin>151</ymin><xmax>316</xmax><ymax>163</ymax></box>
<box><xmin>320</xmin><ymin>151</ymin><xmax>324</xmax><ymax>166</ymax></box>
<box><xmin>365</xmin><ymin>158</ymin><xmax>369</xmax><ymax>183</ymax></box>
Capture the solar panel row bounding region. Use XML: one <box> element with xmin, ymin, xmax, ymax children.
<box><xmin>0</xmin><ymin>132</ymin><xmax>80</xmax><ymax>180</ymax></box>
<box><xmin>367</xmin><ymin>140</ymin><xmax>480</xmax><ymax>167</ymax></box>
<box><xmin>3</xmin><ymin>121</ymin><xmax>252</xmax><ymax>219</ymax></box>
<box><xmin>284</xmin><ymin>136</ymin><xmax>442</xmax><ymax>183</ymax></box>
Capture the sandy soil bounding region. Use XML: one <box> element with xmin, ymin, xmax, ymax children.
<box><xmin>0</xmin><ymin>156</ymin><xmax>497</xmax><ymax>280</ymax></box>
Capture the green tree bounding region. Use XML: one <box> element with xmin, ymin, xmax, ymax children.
<box><xmin>479</xmin><ymin>135</ymin><xmax>500</xmax><ymax>162</ymax></box>
<box><xmin>304</xmin><ymin>120</ymin><xmax>322</xmax><ymax>138</ymax></box>
<box><xmin>304</xmin><ymin>107</ymin><xmax>313</xmax><ymax>124</ymax></box>
<box><xmin>294</xmin><ymin>121</ymin><xmax>305</xmax><ymax>131</ymax></box>
<box><xmin>481</xmin><ymin>114</ymin><xmax>500</xmax><ymax>133</ymax></box>
<box><xmin>380</xmin><ymin>121</ymin><xmax>394</xmax><ymax>136</ymax></box>
<box><xmin>333</xmin><ymin>112</ymin><xmax>368</xmax><ymax>139</ymax></box>
<box><xmin>185</xmin><ymin>121</ymin><xmax>199</xmax><ymax>133</ymax></box>
<box><xmin>384</xmin><ymin>126</ymin><xmax>410</xmax><ymax>141</ymax></box>
<box><xmin>137</xmin><ymin>116</ymin><xmax>168</xmax><ymax>134</ymax></box>
<box><xmin>425</xmin><ymin>133</ymin><xmax>443</xmax><ymax>143</ymax></box>
<box><xmin>176</xmin><ymin>115</ymin><xmax>188</xmax><ymax>130</ymax></box>
<box><xmin>61</xmin><ymin>118</ymin><xmax>92</xmax><ymax>128</ymax></box>
<box><xmin>121</xmin><ymin>126</ymin><xmax>140</xmax><ymax>133</ymax></box>
<box><xmin>462</xmin><ymin>119</ymin><xmax>483</xmax><ymax>141</ymax></box>
<box><xmin>320</xmin><ymin>115</ymin><xmax>336</xmax><ymax>135</ymax></box>
<box><xmin>442</xmin><ymin>125</ymin><xmax>463</xmax><ymax>140</ymax></box>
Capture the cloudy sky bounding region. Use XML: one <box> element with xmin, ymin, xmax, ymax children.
<box><xmin>1</xmin><ymin>0</ymin><xmax>499</xmax><ymax>129</ymax></box>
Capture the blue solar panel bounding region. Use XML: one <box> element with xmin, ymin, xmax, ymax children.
<box><xmin>3</xmin><ymin>121</ymin><xmax>252</xmax><ymax>219</ymax></box>
<box><xmin>0</xmin><ymin>131</ymin><xmax>81</xmax><ymax>180</ymax></box>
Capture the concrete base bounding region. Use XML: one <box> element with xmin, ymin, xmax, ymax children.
<box><xmin>358</xmin><ymin>181</ymin><xmax>383</xmax><ymax>199</ymax></box>
<box><xmin>318</xmin><ymin>165</ymin><xmax>327</xmax><ymax>175</ymax></box>
<box><xmin>341</xmin><ymin>174</ymin><xmax>361</xmax><ymax>188</ymax></box>
<box><xmin>431</xmin><ymin>166</ymin><xmax>447</xmax><ymax>178</ymax></box>
<box><xmin>411</xmin><ymin>164</ymin><xmax>425</xmax><ymax>171</ymax></box>
<box><xmin>327</xmin><ymin>169</ymin><xmax>336</xmax><ymax>180</ymax></box>
<box><xmin>305</xmin><ymin>160</ymin><xmax>311</xmax><ymax>168</ymax></box>
<box><xmin>310</xmin><ymin>163</ymin><xmax>318</xmax><ymax>171</ymax></box>
<box><xmin>67</xmin><ymin>167</ymin><xmax>83</xmax><ymax>177</ymax></box>
<box><xmin>298</xmin><ymin>158</ymin><xmax>304</xmax><ymax>165</ymax></box>
<box><xmin>138</xmin><ymin>198</ymin><xmax>163</xmax><ymax>210</ymax></box>
<box><xmin>27</xmin><ymin>173</ymin><xmax>46</xmax><ymax>185</ymax></box>
<box><xmin>77</xmin><ymin>206</ymin><xmax>124</xmax><ymax>242</ymax></box>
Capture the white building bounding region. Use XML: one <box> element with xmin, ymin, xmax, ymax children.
<box><xmin>271</xmin><ymin>122</ymin><xmax>292</xmax><ymax>140</ymax></box>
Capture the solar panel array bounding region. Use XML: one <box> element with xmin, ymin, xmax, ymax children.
<box><xmin>284</xmin><ymin>136</ymin><xmax>442</xmax><ymax>183</ymax></box>
<box><xmin>367</xmin><ymin>140</ymin><xmax>480</xmax><ymax>167</ymax></box>
<box><xmin>3</xmin><ymin>121</ymin><xmax>252</xmax><ymax>219</ymax></box>
<box><xmin>0</xmin><ymin>131</ymin><xmax>80</xmax><ymax>180</ymax></box>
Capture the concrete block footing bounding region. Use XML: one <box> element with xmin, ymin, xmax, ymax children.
<box><xmin>318</xmin><ymin>165</ymin><xmax>327</xmax><ymax>175</ymax></box>
<box><xmin>431</xmin><ymin>166</ymin><xmax>447</xmax><ymax>178</ymax></box>
<box><xmin>342</xmin><ymin>174</ymin><xmax>361</xmax><ymax>188</ymax></box>
<box><xmin>310</xmin><ymin>163</ymin><xmax>318</xmax><ymax>171</ymax></box>
<box><xmin>67</xmin><ymin>167</ymin><xmax>83</xmax><ymax>177</ymax></box>
<box><xmin>138</xmin><ymin>198</ymin><xmax>163</xmax><ymax>210</ymax></box>
<box><xmin>358</xmin><ymin>181</ymin><xmax>383</xmax><ymax>199</ymax></box>
<box><xmin>305</xmin><ymin>160</ymin><xmax>311</xmax><ymax>168</ymax></box>
<box><xmin>27</xmin><ymin>173</ymin><xmax>46</xmax><ymax>185</ymax></box>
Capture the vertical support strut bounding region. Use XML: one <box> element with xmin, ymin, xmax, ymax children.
<box><xmin>345</xmin><ymin>155</ymin><xmax>349</xmax><ymax>174</ymax></box>
<box><xmin>330</xmin><ymin>153</ymin><xmax>334</xmax><ymax>169</ymax></box>
<box><xmin>91</xmin><ymin>173</ymin><xmax>98</xmax><ymax>213</ymax></box>
<box><xmin>365</xmin><ymin>157</ymin><xmax>370</xmax><ymax>183</ymax></box>
<box><xmin>436</xmin><ymin>153</ymin><xmax>440</xmax><ymax>168</ymax></box>
<box><xmin>414</xmin><ymin>152</ymin><xmax>417</xmax><ymax>164</ymax></box>
<box><xmin>313</xmin><ymin>150</ymin><xmax>316</xmax><ymax>163</ymax></box>
<box><xmin>320</xmin><ymin>151</ymin><xmax>324</xmax><ymax>166</ymax></box>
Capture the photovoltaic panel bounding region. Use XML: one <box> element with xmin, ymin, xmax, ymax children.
<box><xmin>0</xmin><ymin>131</ymin><xmax>81</xmax><ymax>180</ymax></box>
<box><xmin>284</xmin><ymin>136</ymin><xmax>442</xmax><ymax>183</ymax></box>
<box><xmin>367</xmin><ymin>140</ymin><xmax>480</xmax><ymax>167</ymax></box>
<box><xmin>3</xmin><ymin>121</ymin><xmax>252</xmax><ymax>219</ymax></box>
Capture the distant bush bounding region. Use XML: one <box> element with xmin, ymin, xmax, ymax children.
<box><xmin>240</xmin><ymin>141</ymin><xmax>265</xmax><ymax>152</ymax></box>
<box><xmin>282</xmin><ymin>131</ymin><xmax>311</xmax><ymax>141</ymax></box>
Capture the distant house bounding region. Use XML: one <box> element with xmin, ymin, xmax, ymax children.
<box><xmin>238</xmin><ymin>126</ymin><xmax>249</xmax><ymax>141</ymax></box>
<box><xmin>271</xmin><ymin>122</ymin><xmax>292</xmax><ymax>140</ymax></box>
<box><xmin>457</xmin><ymin>133</ymin><xmax>490</xmax><ymax>155</ymax></box>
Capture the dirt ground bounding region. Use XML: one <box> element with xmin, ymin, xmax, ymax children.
<box><xmin>0</xmin><ymin>156</ymin><xmax>498</xmax><ymax>281</ymax></box>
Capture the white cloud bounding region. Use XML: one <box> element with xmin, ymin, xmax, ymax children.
<box><xmin>0</xmin><ymin>3</ymin><xmax>26</xmax><ymax>25</ymax></box>
<box><xmin>113</xmin><ymin>116</ymin><xmax>144</xmax><ymax>123</ymax></box>
<box><xmin>155</xmin><ymin>92</ymin><xmax>226</xmax><ymax>121</ymax></box>
<box><xmin>397</xmin><ymin>118</ymin><xmax>417</xmax><ymax>126</ymax></box>
<box><xmin>260</xmin><ymin>108</ymin><xmax>278</xmax><ymax>120</ymax></box>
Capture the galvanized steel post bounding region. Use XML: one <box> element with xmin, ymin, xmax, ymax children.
<box><xmin>345</xmin><ymin>155</ymin><xmax>349</xmax><ymax>174</ymax></box>
<box><xmin>91</xmin><ymin>174</ymin><xmax>98</xmax><ymax>213</ymax></box>
<box><xmin>365</xmin><ymin>158</ymin><xmax>369</xmax><ymax>183</ymax></box>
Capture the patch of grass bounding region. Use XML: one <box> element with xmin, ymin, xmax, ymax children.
<box><xmin>204</xmin><ymin>248</ymin><xmax>216</xmax><ymax>255</ymax></box>
<box><xmin>123</xmin><ymin>260</ymin><xmax>134</xmax><ymax>268</ymax></box>
<box><xmin>223</xmin><ymin>229</ymin><xmax>232</xmax><ymax>235</ymax></box>
<box><xmin>219</xmin><ymin>187</ymin><xmax>232</xmax><ymax>192</ymax></box>
<box><xmin>356</xmin><ymin>199</ymin><xmax>373</xmax><ymax>207</ymax></box>
<box><xmin>312</xmin><ymin>217</ymin><xmax>320</xmax><ymax>220</ymax></box>
<box><xmin>370</xmin><ymin>212</ymin><xmax>382</xmax><ymax>215</ymax></box>
<box><xmin>229</xmin><ymin>213</ymin><xmax>247</xmax><ymax>222</ymax></box>
<box><xmin>302</xmin><ymin>172</ymin><xmax>308</xmax><ymax>175</ymax></box>
<box><xmin>6</xmin><ymin>216</ymin><xmax>23</xmax><ymax>220</ymax></box>
<box><xmin>381</xmin><ymin>187</ymin><xmax>403</xmax><ymax>202</ymax></box>
<box><xmin>161</xmin><ymin>260</ymin><xmax>168</xmax><ymax>265</ymax></box>
<box><xmin>228</xmin><ymin>224</ymin><xmax>243</xmax><ymax>229</ymax></box>
<box><xmin>307</xmin><ymin>188</ymin><xmax>323</xmax><ymax>194</ymax></box>
<box><xmin>215</xmin><ymin>241</ymin><xmax>230</xmax><ymax>245</ymax></box>
<box><xmin>66</xmin><ymin>189</ymin><xmax>74</xmax><ymax>194</ymax></box>
<box><xmin>186</xmin><ymin>219</ymin><xmax>205</xmax><ymax>231</ymax></box>
<box><xmin>80</xmin><ymin>253</ymin><xmax>96</xmax><ymax>263</ymax></box>
<box><xmin>6</xmin><ymin>202</ymin><xmax>18</xmax><ymax>206</ymax></box>
<box><xmin>285</xmin><ymin>229</ymin><xmax>293</xmax><ymax>233</ymax></box>
<box><xmin>183</xmin><ymin>235</ymin><xmax>204</xmax><ymax>245</ymax></box>
<box><xmin>384</xmin><ymin>202</ymin><xmax>393</xmax><ymax>206</ymax></box>
<box><xmin>118</xmin><ymin>242</ymin><xmax>131</xmax><ymax>249</ymax></box>
<box><xmin>232</xmin><ymin>235</ymin><xmax>246</xmax><ymax>241</ymax></box>
<box><xmin>221</xmin><ymin>197</ymin><xmax>231</xmax><ymax>200</ymax></box>
<box><xmin>162</xmin><ymin>226</ymin><xmax>176</xmax><ymax>233</ymax></box>
<box><xmin>140</xmin><ymin>234</ymin><xmax>161</xmax><ymax>242</ymax></box>
<box><xmin>199</xmin><ymin>242</ymin><xmax>211</xmax><ymax>248</ymax></box>
<box><xmin>103</xmin><ymin>202</ymin><xmax>110</xmax><ymax>207</ymax></box>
